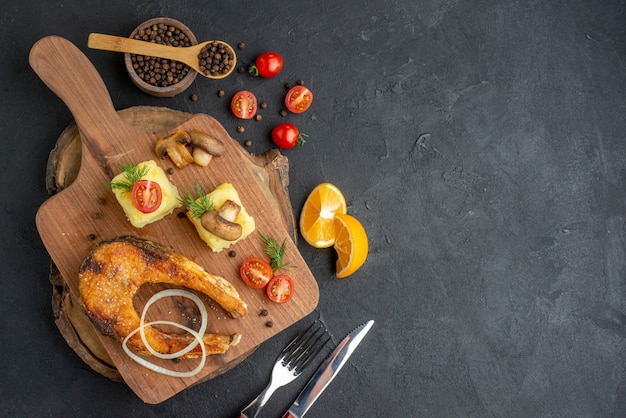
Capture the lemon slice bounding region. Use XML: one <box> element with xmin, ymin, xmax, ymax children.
<box><xmin>299</xmin><ymin>183</ymin><xmax>348</xmax><ymax>248</ymax></box>
<box><xmin>334</xmin><ymin>213</ymin><xmax>368</xmax><ymax>278</ymax></box>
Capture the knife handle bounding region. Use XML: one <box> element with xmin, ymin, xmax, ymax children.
<box><xmin>282</xmin><ymin>412</ymin><xmax>297</xmax><ymax>418</ymax></box>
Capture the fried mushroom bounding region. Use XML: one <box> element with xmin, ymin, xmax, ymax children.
<box><xmin>155</xmin><ymin>130</ymin><xmax>193</xmax><ymax>168</ymax></box>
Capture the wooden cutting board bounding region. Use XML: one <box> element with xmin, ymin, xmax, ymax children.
<box><xmin>47</xmin><ymin>106</ymin><xmax>298</xmax><ymax>383</ymax></box>
<box><xmin>30</xmin><ymin>36</ymin><xmax>319</xmax><ymax>404</ymax></box>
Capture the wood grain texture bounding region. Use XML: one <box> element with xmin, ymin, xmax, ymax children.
<box><xmin>31</xmin><ymin>36</ymin><xmax>318</xmax><ymax>404</ymax></box>
<box><xmin>87</xmin><ymin>33</ymin><xmax>236</xmax><ymax>79</ymax></box>
<box><xmin>48</xmin><ymin>106</ymin><xmax>298</xmax><ymax>384</ymax></box>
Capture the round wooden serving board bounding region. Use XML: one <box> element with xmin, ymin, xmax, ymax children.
<box><xmin>32</xmin><ymin>36</ymin><xmax>318</xmax><ymax>404</ymax></box>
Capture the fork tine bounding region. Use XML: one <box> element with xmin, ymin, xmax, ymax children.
<box><xmin>283</xmin><ymin>322</ymin><xmax>329</xmax><ymax>373</ymax></box>
<box><xmin>298</xmin><ymin>334</ymin><xmax>330</xmax><ymax>370</ymax></box>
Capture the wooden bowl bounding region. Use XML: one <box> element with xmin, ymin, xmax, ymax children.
<box><xmin>124</xmin><ymin>18</ymin><xmax>198</xmax><ymax>97</ymax></box>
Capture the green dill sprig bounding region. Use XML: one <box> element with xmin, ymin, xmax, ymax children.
<box><xmin>107</xmin><ymin>162</ymin><xmax>149</xmax><ymax>192</ymax></box>
<box><xmin>180</xmin><ymin>182</ymin><xmax>213</xmax><ymax>218</ymax></box>
<box><xmin>260</xmin><ymin>232</ymin><xmax>292</xmax><ymax>271</ymax></box>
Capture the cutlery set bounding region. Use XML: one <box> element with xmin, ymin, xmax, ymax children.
<box><xmin>239</xmin><ymin>319</ymin><xmax>374</xmax><ymax>418</ymax></box>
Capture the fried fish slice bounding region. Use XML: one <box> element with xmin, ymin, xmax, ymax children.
<box><xmin>79</xmin><ymin>236</ymin><xmax>247</xmax><ymax>358</ymax></box>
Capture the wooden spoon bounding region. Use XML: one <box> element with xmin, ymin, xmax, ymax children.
<box><xmin>87</xmin><ymin>33</ymin><xmax>237</xmax><ymax>79</ymax></box>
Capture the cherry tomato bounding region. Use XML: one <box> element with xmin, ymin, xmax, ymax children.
<box><xmin>271</xmin><ymin>123</ymin><xmax>306</xmax><ymax>149</ymax></box>
<box><xmin>266</xmin><ymin>275</ymin><xmax>294</xmax><ymax>303</ymax></box>
<box><xmin>285</xmin><ymin>86</ymin><xmax>313</xmax><ymax>114</ymax></box>
<box><xmin>240</xmin><ymin>258</ymin><xmax>273</xmax><ymax>288</ymax></box>
<box><xmin>131</xmin><ymin>179</ymin><xmax>162</xmax><ymax>214</ymax></box>
<box><xmin>249</xmin><ymin>52</ymin><xmax>283</xmax><ymax>78</ymax></box>
<box><xmin>231</xmin><ymin>90</ymin><xmax>257</xmax><ymax>119</ymax></box>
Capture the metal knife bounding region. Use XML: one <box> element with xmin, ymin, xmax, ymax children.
<box><xmin>282</xmin><ymin>319</ymin><xmax>374</xmax><ymax>418</ymax></box>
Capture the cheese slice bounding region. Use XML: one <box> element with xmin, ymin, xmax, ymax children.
<box><xmin>111</xmin><ymin>160</ymin><xmax>182</xmax><ymax>228</ymax></box>
<box><xmin>187</xmin><ymin>183</ymin><xmax>255</xmax><ymax>252</ymax></box>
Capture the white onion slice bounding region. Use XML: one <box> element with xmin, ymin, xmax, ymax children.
<box><xmin>139</xmin><ymin>289</ymin><xmax>208</xmax><ymax>359</ymax></box>
<box><xmin>122</xmin><ymin>289</ymin><xmax>209</xmax><ymax>377</ymax></box>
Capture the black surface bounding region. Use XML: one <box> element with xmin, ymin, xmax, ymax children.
<box><xmin>2</xmin><ymin>1</ymin><xmax>626</xmax><ymax>416</ymax></box>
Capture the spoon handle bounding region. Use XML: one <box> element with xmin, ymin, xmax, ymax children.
<box><xmin>88</xmin><ymin>33</ymin><xmax>194</xmax><ymax>67</ymax></box>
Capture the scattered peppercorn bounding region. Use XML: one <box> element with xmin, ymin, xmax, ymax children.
<box><xmin>259</xmin><ymin>309</ymin><xmax>269</xmax><ymax>317</ymax></box>
<box><xmin>297</xmin><ymin>79</ymin><xmax>305</xmax><ymax>85</ymax></box>
<box><xmin>88</xmin><ymin>233</ymin><xmax>96</xmax><ymax>241</ymax></box>
<box><xmin>238</xmin><ymin>42</ymin><xmax>246</xmax><ymax>49</ymax></box>
<box><xmin>228</xmin><ymin>250</ymin><xmax>237</xmax><ymax>258</ymax></box>
<box><xmin>167</xmin><ymin>167</ymin><xmax>174</xmax><ymax>175</ymax></box>
<box><xmin>130</xmin><ymin>23</ymin><xmax>192</xmax><ymax>87</ymax></box>
<box><xmin>280</xmin><ymin>109</ymin><xmax>288</xmax><ymax>117</ymax></box>
<box><xmin>217</xmin><ymin>89</ymin><xmax>225</xmax><ymax>97</ymax></box>
<box><xmin>177</xmin><ymin>211</ymin><xmax>186</xmax><ymax>218</ymax></box>
<box><xmin>255</xmin><ymin>114</ymin><xmax>262</xmax><ymax>121</ymax></box>
<box><xmin>92</xmin><ymin>213</ymin><xmax>102</xmax><ymax>220</ymax></box>
<box><xmin>260</xmin><ymin>102</ymin><xmax>268</xmax><ymax>109</ymax></box>
<box><xmin>97</xmin><ymin>197</ymin><xmax>106</xmax><ymax>205</ymax></box>
<box><xmin>237</xmin><ymin>126</ymin><xmax>245</xmax><ymax>133</ymax></box>
<box><xmin>285</xmin><ymin>83</ymin><xmax>292</xmax><ymax>89</ymax></box>
<box><xmin>198</xmin><ymin>40</ymin><xmax>235</xmax><ymax>77</ymax></box>
<box><xmin>237</xmin><ymin>67</ymin><xmax>245</xmax><ymax>74</ymax></box>
<box><xmin>190</xmin><ymin>93</ymin><xmax>198</xmax><ymax>101</ymax></box>
<box><xmin>265</xmin><ymin>321</ymin><xmax>274</xmax><ymax>327</ymax></box>
<box><xmin>244</xmin><ymin>140</ymin><xmax>252</xmax><ymax>147</ymax></box>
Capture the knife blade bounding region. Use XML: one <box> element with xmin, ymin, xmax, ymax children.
<box><xmin>282</xmin><ymin>319</ymin><xmax>374</xmax><ymax>418</ymax></box>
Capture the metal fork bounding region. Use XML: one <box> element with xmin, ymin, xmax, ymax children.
<box><xmin>239</xmin><ymin>322</ymin><xmax>329</xmax><ymax>418</ymax></box>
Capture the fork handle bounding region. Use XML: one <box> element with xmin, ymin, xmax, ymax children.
<box><xmin>239</xmin><ymin>380</ymin><xmax>280</xmax><ymax>418</ymax></box>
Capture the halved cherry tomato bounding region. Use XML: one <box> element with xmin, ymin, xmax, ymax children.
<box><xmin>271</xmin><ymin>123</ymin><xmax>306</xmax><ymax>149</ymax></box>
<box><xmin>240</xmin><ymin>258</ymin><xmax>273</xmax><ymax>288</ymax></box>
<box><xmin>249</xmin><ymin>52</ymin><xmax>283</xmax><ymax>78</ymax></box>
<box><xmin>285</xmin><ymin>86</ymin><xmax>313</xmax><ymax>114</ymax></box>
<box><xmin>231</xmin><ymin>90</ymin><xmax>257</xmax><ymax>119</ymax></box>
<box><xmin>266</xmin><ymin>275</ymin><xmax>294</xmax><ymax>303</ymax></box>
<box><xmin>131</xmin><ymin>179</ymin><xmax>162</xmax><ymax>214</ymax></box>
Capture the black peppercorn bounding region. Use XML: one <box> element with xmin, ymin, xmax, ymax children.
<box><xmin>130</xmin><ymin>23</ymin><xmax>193</xmax><ymax>87</ymax></box>
<box><xmin>198</xmin><ymin>41</ymin><xmax>234</xmax><ymax>77</ymax></box>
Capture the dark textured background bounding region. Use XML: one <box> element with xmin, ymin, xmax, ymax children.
<box><xmin>2</xmin><ymin>1</ymin><xmax>626</xmax><ymax>417</ymax></box>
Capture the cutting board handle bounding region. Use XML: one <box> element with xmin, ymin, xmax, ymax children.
<box><xmin>29</xmin><ymin>36</ymin><xmax>135</xmax><ymax>160</ymax></box>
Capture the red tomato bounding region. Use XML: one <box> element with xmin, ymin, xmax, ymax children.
<box><xmin>250</xmin><ymin>52</ymin><xmax>283</xmax><ymax>78</ymax></box>
<box><xmin>131</xmin><ymin>179</ymin><xmax>162</xmax><ymax>214</ymax></box>
<box><xmin>285</xmin><ymin>86</ymin><xmax>313</xmax><ymax>114</ymax></box>
<box><xmin>271</xmin><ymin>123</ymin><xmax>306</xmax><ymax>149</ymax></box>
<box><xmin>240</xmin><ymin>258</ymin><xmax>273</xmax><ymax>288</ymax></box>
<box><xmin>266</xmin><ymin>275</ymin><xmax>294</xmax><ymax>303</ymax></box>
<box><xmin>231</xmin><ymin>90</ymin><xmax>257</xmax><ymax>119</ymax></box>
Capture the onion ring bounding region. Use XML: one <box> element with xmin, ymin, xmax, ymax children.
<box><xmin>122</xmin><ymin>289</ymin><xmax>209</xmax><ymax>377</ymax></box>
